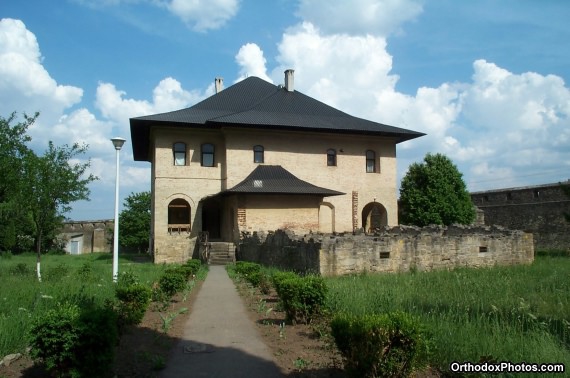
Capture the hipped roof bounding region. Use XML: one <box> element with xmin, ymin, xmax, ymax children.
<box><xmin>130</xmin><ymin>76</ymin><xmax>425</xmax><ymax>161</ymax></box>
<box><xmin>220</xmin><ymin>165</ymin><xmax>344</xmax><ymax>196</ymax></box>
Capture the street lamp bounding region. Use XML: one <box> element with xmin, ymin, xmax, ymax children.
<box><xmin>111</xmin><ymin>137</ymin><xmax>126</xmax><ymax>282</ymax></box>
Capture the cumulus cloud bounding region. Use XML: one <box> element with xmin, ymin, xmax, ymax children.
<box><xmin>235</xmin><ymin>43</ymin><xmax>272</xmax><ymax>83</ymax></box>
<box><xmin>165</xmin><ymin>0</ymin><xmax>240</xmax><ymax>32</ymax></box>
<box><xmin>296</xmin><ymin>0</ymin><xmax>423</xmax><ymax>37</ymax></box>
<box><xmin>0</xmin><ymin>18</ymin><xmax>83</xmax><ymax>124</ymax></box>
<box><xmin>95</xmin><ymin>77</ymin><xmax>203</xmax><ymax>132</ymax></box>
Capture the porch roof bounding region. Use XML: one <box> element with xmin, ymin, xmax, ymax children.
<box><xmin>221</xmin><ymin>165</ymin><xmax>344</xmax><ymax>196</ymax></box>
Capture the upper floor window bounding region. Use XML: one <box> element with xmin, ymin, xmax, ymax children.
<box><xmin>366</xmin><ymin>150</ymin><xmax>376</xmax><ymax>173</ymax></box>
<box><xmin>201</xmin><ymin>143</ymin><xmax>215</xmax><ymax>167</ymax></box>
<box><xmin>253</xmin><ymin>145</ymin><xmax>264</xmax><ymax>163</ymax></box>
<box><xmin>173</xmin><ymin>142</ymin><xmax>186</xmax><ymax>166</ymax></box>
<box><xmin>327</xmin><ymin>149</ymin><xmax>337</xmax><ymax>166</ymax></box>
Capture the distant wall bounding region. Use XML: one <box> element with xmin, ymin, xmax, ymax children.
<box><xmin>59</xmin><ymin>220</ymin><xmax>113</xmax><ymax>254</ymax></box>
<box><xmin>471</xmin><ymin>181</ymin><xmax>570</xmax><ymax>251</ymax></box>
<box><xmin>238</xmin><ymin>226</ymin><xmax>534</xmax><ymax>276</ymax></box>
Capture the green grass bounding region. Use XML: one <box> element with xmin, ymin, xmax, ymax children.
<box><xmin>0</xmin><ymin>252</ymin><xmax>172</xmax><ymax>357</ymax></box>
<box><xmin>325</xmin><ymin>255</ymin><xmax>570</xmax><ymax>376</ymax></box>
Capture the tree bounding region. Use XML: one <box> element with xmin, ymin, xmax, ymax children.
<box><xmin>21</xmin><ymin>141</ymin><xmax>98</xmax><ymax>281</ymax></box>
<box><xmin>119</xmin><ymin>191</ymin><xmax>151</xmax><ymax>253</ymax></box>
<box><xmin>399</xmin><ymin>153</ymin><xmax>475</xmax><ymax>226</ymax></box>
<box><xmin>0</xmin><ymin>113</ymin><xmax>35</xmax><ymax>252</ymax></box>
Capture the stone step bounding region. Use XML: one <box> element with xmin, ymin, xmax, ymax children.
<box><xmin>206</xmin><ymin>242</ymin><xmax>235</xmax><ymax>265</ymax></box>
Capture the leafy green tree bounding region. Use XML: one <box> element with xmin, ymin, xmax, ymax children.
<box><xmin>0</xmin><ymin>113</ymin><xmax>36</xmax><ymax>252</ymax></box>
<box><xmin>119</xmin><ymin>191</ymin><xmax>151</xmax><ymax>253</ymax></box>
<box><xmin>21</xmin><ymin>141</ymin><xmax>98</xmax><ymax>281</ymax></box>
<box><xmin>399</xmin><ymin>153</ymin><xmax>475</xmax><ymax>226</ymax></box>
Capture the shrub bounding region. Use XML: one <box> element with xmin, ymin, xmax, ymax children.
<box><xmin>271</xmin><ymin>271</ymin><xmax>299</xmax><ymax>297</ymax></box>
<box><xmin>159</xmin><ymin>269</ymin><xmax>187</xmax><ymax>297</ymax></box>
<box><xmin>115</xmin><ymin>283</ymin><xmax>152</xmax><ymax>326</ymax></box>
<box><xmin>184</xmin><ymin>259</ymin><xmax>202</xmax><ymax>275</ymax></box>
<box><xmin>234</xmin><ymin>261</ymin><xmax>261</xmax><ymax>277</ymax></box>
<box><xmin>77</xmin><ymin>263</ymin><xmax>93</xmax><ymax>280</ymax></box>
<box><xmin>331</xmin><ymin>312</ymin><xmax>431</xmax><ymax>378</ymax></box>
<box><xmin>28</xmin><ymin>302</ymin><xmax>118</xmax><ymax>377</ymax></box>
<box><xmin>9</xmin><ymin>262</ymin><xmax>32</xmax><ymax>276</ymax></box>
<box><xmin>278</xmin><ymin>275</ymin><xmax>327</xmax><ymax>324</ymax></box>
<box><xmin>45</xmin><ymin>263</ymin><xmax>70</xmax><ymax>281</ymax></box>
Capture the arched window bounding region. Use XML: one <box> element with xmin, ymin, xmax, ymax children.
<box><xmin>327</xmin><ymin>149</ymin><xmax>337</xmax><ymax>166</ymax></box>
<box><xmin>173</xmin><ymin>142</ymin><xmax>186</xmax><ymax>166</ymax></box>
<box><xmin>201</xmin><ymin>143</ymin><xmax>215</xmax><ymax>167</ymax></box>
<box><xmin>253</xmin><ymin>145</ymin><xmax>264</xmax><ymax>163</ymax></box>
<box><xmin>366</xmin><ymin>150</ymin><xmax>376</xmax><ymax>173</ymax></box>
<box><xmin>168</xmin><ymin>199</ymin><xmax>191</xmax><ymax>233</ymax></box>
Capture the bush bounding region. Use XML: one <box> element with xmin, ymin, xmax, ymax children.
<box><xmin>115</xmin><ymin>283</ymin><xmax>152</xmax><ymax>326</ymax></box>
<box><xmin>9</xmin><ymin>262</ymin><xmax>32</xmax><ymax>276</ymax></box>
<box><xmin>234</xmin><ymin>261</ymin><xmax>261</xmax><ymax>277</ymax></box>
<box><xmin>277</xmin><ymin>274</ymin><xmax>327</xmax><ymax>324</ymax></box>
<box><xmin>331</xmin><ymin>312</ymin><xmax>430</xmax><ymax>378</ymax></box>
<box><xmin>271</xmin><ymin>271</ymin><xmax>299</xmax><ymax>297</ymax></box>
<box><xmin>184</xmin><ymin>259</ymin><xmax>202</xmax><ymax>275</ymax></box>
<box><xmin>159</xmin><ymin>269</ymin><xmax>187</xmax><ymax>297</ymax></box>
<box><xmin>28</xmin><ymin>302</ymin><xmax>118</xmax><ymax>377</ymax></box>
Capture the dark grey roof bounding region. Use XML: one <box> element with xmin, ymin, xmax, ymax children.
<box><xmin>221</xmin><ymin>165</ymin><xmax>344</xmax><ymax>196</ymax></box>
<box><xmin>130</xmin><ymin>76</ymin><xmax>425</xmax><ymax>161</ymax></box>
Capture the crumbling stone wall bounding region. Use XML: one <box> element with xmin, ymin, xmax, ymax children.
<box><xmin>238</xmin><ymin>225</ymin><xmax>534</xmax><ymax>276</ymax></box>
<box><xmin>59</xmin><ymin>220</ymin><xmax>113</xmax><ymax>254</ymax></box>
<box><xmin>471</xmin><ymin>181</ymin><xmax>570</xmax><ymax>251</ymax></box>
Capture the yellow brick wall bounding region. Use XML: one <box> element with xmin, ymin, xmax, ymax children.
<box><xmin>151</xmin><ymin>126</ymin><xmax>399</xmax><ymax>261</ymax></box>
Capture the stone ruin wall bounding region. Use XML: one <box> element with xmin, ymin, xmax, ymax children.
<box><xmin>471</xmin><ymin>181</ymin><xmax>570</xmax><ymax>252</ymax></box>
<box><xmin>238</xmin><ymin>225</ymin><xmax>534</xmax><ymax>276</ymax></box>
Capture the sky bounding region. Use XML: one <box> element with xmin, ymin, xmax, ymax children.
<box><xmin>2</xmin><ymin>0</ymin><xmax>569</xmax><ymax>221</ymax></box>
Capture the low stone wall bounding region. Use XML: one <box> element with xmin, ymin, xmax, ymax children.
<box><xmin>238</xmin><ymin>225</ymin><xmax>534</xmax><ymax>276</ymax></box>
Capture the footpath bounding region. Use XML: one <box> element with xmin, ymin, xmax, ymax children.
<box><xmin>159</xmin><ymin>265</ymin><xmax>284</xmax><ymax>377</ymax></box>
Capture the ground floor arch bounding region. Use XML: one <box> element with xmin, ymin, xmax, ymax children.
<box><xmin>362</xmin><ymin>202</ymin><xmax>387</xmax><ymax>233</ymax></box>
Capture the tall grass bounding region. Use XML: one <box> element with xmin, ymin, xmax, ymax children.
<box><xmin>0</xmin><ymin>253</ymin><xmax>169</xmax><ymax>357</ymax></box>
<box><xmin>325</xmin><ymin>256</ymin><xmax>570</xmax><ymax>374</ymax></box>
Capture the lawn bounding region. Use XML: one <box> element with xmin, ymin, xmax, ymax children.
<box><xmin>0</xmin><ymin>252</ymin><xmax>169</xmax><ymax>357</ymax></box>
<box><xmin>325</xmin><ymin>255</ymin><xmax>570</xmax><ymax>374</ymax></box>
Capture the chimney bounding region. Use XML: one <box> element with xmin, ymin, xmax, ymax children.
<box><xmin>284</xmin><ymin>69</ymin><xmax>294</xmax><ymax>92</ymax></box>
<box><xmin>215</xmin><ymin>77</ymin><xmax>224</xmax><ymax>93</ymax></box>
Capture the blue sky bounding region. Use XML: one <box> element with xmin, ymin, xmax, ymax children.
<box><xmin>2</xmin><ymin>0</ymin><xmax>569</xmax><ymax>221</ymax></box>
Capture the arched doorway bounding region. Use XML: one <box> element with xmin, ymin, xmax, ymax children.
<box><xmin>319</xmin><ymin>202</ymin><xmax>335</xmax><ymax>233</ymax></box>
<box><xmin>362</xmin><ymin>202</ymin><xmax>387</xmax><ymax>233</ymax></box>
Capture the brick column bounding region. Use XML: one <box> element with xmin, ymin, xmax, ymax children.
<box><xmin>352</xmin><ymin>191</ymin><xmax>359</xmax><ymax>231</ymax></box>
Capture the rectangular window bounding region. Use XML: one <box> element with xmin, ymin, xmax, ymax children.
<box><xmin>366</xmin><ymin>150</ymin><xmax>376</xmax><ymax>173</ymax></box>
<box><xmin>173</xmin><ymin>142</ymin><xmax>186</xmax><ymax>166</ymax></box>
<box><xmin>201</xmin><ymin>143</ymin><xmax>215</xmax><ymax>167</ymax></box>
<box><xmin>327</xmin><ymin>149</ymin><xmax>336</xmax><ymax>166</ymax></box>
<box><xmin>253</xmin><ymin>145</ymin><xmax>264</xmax><ymax>163</ymax></box>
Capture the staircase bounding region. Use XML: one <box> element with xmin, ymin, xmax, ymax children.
<box><xmin>208</xmin><ymin>242</ymin><xmax>236</xmax><ymax>265</ymax></box>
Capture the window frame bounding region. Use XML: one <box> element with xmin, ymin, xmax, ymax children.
<box><xmin>168</xmin><ymin>198</ymin><xmax>191</xmax><ymax>233</ymax></box>
<box><xmin>253</xmin><ymin>145</ymin><xmax>264</xmax><ymax>163</ymax></box>
<box><xmin>173</xmin><ymin>142</ymin><xmax>186</xmax><ymax>166</ymax></box>
<box><xmin>327</xmin><ymin>149</ymin><xmax>337</xmax><ymax>167</ymax></box>
<box><xmin>366</xmin><ymin>150</ymin><xmax>376</xmax><ymax>173</ymax></box>
<box><xmin>201</xmin><ymin>143</ymin><xmax>215</xmax><ymax>167</ymax></box>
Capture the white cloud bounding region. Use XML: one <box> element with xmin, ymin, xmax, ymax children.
<box><xmin>0</xmin><ymin>18</ymin><xmax>83</xmax><ymax>123</ymax></box>
<box><xmin>235</xmin><ymin>43</ymin><xmax>272</xmax><ymax>83</ymax></box>
<box><xmin>296</xmin><ymin>0</ymin><xmax>423</xmax><ymax>37</ymax></box>
<box><xmin>164</xmin><ymin>0</ymin><xmax>239</xmax><ymax>32</ymax></box>
<box><xmin>272</xmin><ymin>22</ymin><xmax>397</xmax><ymax>113</ymax></box>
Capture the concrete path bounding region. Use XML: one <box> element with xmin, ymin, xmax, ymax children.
<box><xmin>159</xmin><ymin>265</ymin><xmax>284</xmax><ymax>377</ymax></box>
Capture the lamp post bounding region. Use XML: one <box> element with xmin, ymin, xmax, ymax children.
<box><xmin>111</xmin><ymin>137</ymin><xmax>126</xmax><ymax>282</ymax></box>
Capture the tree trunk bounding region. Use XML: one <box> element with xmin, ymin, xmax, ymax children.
<box><xmin>36</xmin><ymin>230</ymin><xmax>42</xmax><ymax>282</ymax></box>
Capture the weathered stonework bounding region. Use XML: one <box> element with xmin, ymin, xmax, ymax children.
<box><xmin>471</xmin><ymin>181</ymin><xmax>570</xmax><ymax>251</ymax></box>
<box><xmin>239</xmin><ymin>226</ymin><xmax>534</xmax><ymax>276</ymax></box>
<box><xmin>58</xmin><ymin>220</ymin><xmax>113</xmax><ymax>254</ymax></box>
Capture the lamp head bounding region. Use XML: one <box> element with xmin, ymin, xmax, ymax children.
<box><xmin>111</xmin><ymin>137</ymin><xmax>126</xmax><ymax>150</ymax></box>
